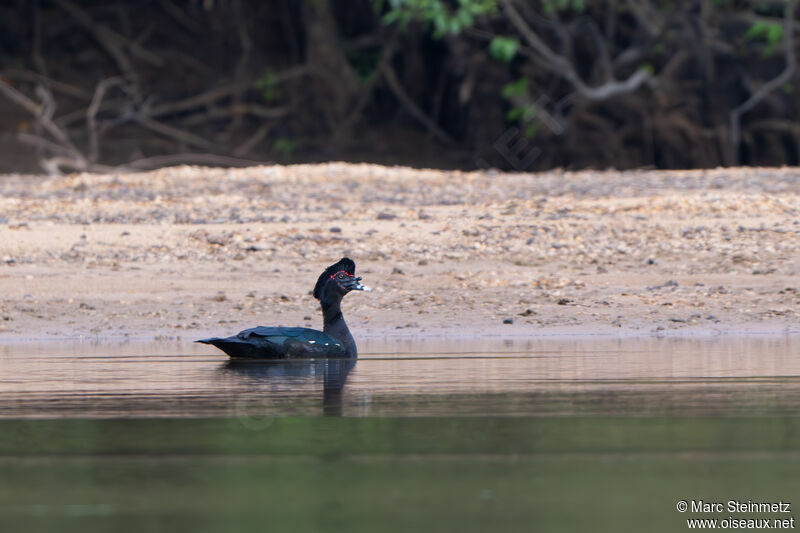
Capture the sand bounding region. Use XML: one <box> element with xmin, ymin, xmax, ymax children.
<box><xmin>0</xmin><ymin>163</ymin><xmax>798</xmax><ymax>341</ymax></box>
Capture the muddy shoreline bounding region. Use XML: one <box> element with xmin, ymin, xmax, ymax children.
<box><xmin>0</xmin><ymin>163</ymin><xmax>798</xmax><ymax>342</ymax></box>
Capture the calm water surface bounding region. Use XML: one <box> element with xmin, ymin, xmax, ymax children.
<box><xmin>1</xmin><ymin>336</ymin><xmax>799</xmax><ymax>533</ymax></box>
<box><xmin>0</xmin><ymin>336</ymin><xmax>798</xmax><ymax>417</ymax></box>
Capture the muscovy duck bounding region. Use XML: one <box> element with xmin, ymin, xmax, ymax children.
<box><xmin>197</xmin><ymin>257</ymin><xmax>370</xmax><ymax>359</ymax></box>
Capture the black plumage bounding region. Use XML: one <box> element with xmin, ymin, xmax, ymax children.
<box><xmin>197</xmin><ymin>258</ymin><xmax>370</xmax><ymax>359</ymax></box>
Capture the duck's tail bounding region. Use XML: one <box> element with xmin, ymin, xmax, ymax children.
<box><xmin>195</xmin><ymin>336</ymin><xmax>266</xmax><ymax>358</ymax></box>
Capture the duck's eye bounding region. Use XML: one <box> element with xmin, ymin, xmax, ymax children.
<box><xmin>337</xmin><ymin>273</ymin><xmax>346</xmax><ymax>279</ymax></box>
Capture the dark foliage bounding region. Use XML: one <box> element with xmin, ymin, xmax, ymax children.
<box><xmin>0</xmin><ymin>0</ymin><xmax>797</xmax><ymax>173</ymax></box>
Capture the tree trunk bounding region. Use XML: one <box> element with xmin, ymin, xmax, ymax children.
<box><xmin>302</xmin><ymin>0</ymin><xmax>362</xmax><ymax>142</ymax></box>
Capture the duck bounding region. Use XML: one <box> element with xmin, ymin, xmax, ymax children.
<box><xmin>197</xmin><ymin>257</ymin><xmax>370</xmax><ymax>359</ymax></box>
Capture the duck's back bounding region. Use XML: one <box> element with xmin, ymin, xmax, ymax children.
<box><xmin>198</xmin><ymin>326</ymin><xmax>347</xmax><ymax>359</ymax></box>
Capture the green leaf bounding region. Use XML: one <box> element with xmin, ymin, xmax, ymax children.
<box><xmin>382</xmin><ymin>10</ymin><xmax>401</xmax><ymax>24</ymax></box>
<box><xmin>744</xmin><ymin>19</ymin><xmax>784</xmax><ymax>57</ymax></box>
<box><xmin>272</xmin><ymin>138</ymin><xmax>297</xmax><ymax>157</ymax></box>
<box><xmin>766</xmin><ymin>23</ymin><xmax>784</xmax><ymax>46</ymax></box>
<box><xmin>638</xmin><ymin>62</ymin><xmax>654</xmax><ymax>75</ymax></box>
<box><xmin>489</xmin><ymin>36</ymin><xmax>519</xmax><ymax>63</ymax></box>
<box><xmin>502</xmin><ymin>78</ymin><xmax>528</xmax><ymax>100</ymax></box>
<box><xmin>448</xmin><ymin>17</ymin><xmax>461</xmax><ymax>35</ymax></box>
<box><xmin>745</xmin><ymin>20</ymin><xmax>769</xmax><ymax>41</ymax></box>
<box><xmin>254</xmin><ymin>71</ymin><xmax>280</xmax><ymax>103</ymax></box>
<box><xmin>525</xmin><ymin>122</ymin><xmax>539</xmax><ymax>138</ymax></box>
<box><xmin>455</xmin><ymin>9</ymin><xmax>473</xmax><ymax>29</ymax></box>
<box><xmin>380</xmin><ymin>0</ymin><xmax>496</xmax><ymax>36</ymax></box>
<box><xmin>506</xmin><ymin>107</ymin><xmax>524</xmax><ymax>122</ymax></box>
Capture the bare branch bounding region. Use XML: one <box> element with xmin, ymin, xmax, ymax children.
<box><xmin>234</xmin><ymin>123</ymin><xmax>273</xmax><ymax>157</ymax></box>
<box><xmin>0</xmin><ymin>76</ymin><xmax>43</xmax><ymax>115</ymax></box>
<box><xmin>584</xmin><ymin>19</ymin><xmax>614</xmax><ymax>83</ymax></box>
<box><xmin>32</xmin><ymin>2</ymin><xmax>48</xmax><ymax>76</ymax></box>
<box><xmin>501</xmin><ymin>0</ymin><xmax>653</xmax><ymax>101</ymax></box>
<box><xmin>382</xmin><ymin>63</ymin><xmax>455</xmax><ymax>146</ymax></box>
<box><xmin>160</xmin><ymin>1</ymin><xmax>203</xmax><ymax>34</ymax></box>
<box><xmin>221</xmin><ymin>0</ymin><xmax>254</xmax><ymax>141</ymax></box>
<box><xmin>729</xmin><ymin>0</ymin><xmax>796</xmax><ymax>163</ymax></box>
<box><xmin>0</xmin><ymin>77</ymin><xmax>86</xmax><ymax>171</ymax></box>
<box><xmin>39</xmin><ymin>157</ymin><xmax>117</xmax><ymax>175</ymax></box>
<box><xmin>52</xmin><ymin>0</ymin><xmax>162</xmax><ymax>104</ymax></box>
<box><xmin>123</xmin><ymin>153</ymin><xmax>268</xmax><ymax>171</ymax></box>
<box><xmin>1</xmin><ymin>69</ymin><xmax>93</xmax><ymax>100</ymax></box>
<box><xmin>15</xmin><ymin>132</ymin><xmax>78</xmax><ymax>158</ymax></box>
<box><xmin>501</xmin><ymin>0</ymin><xmax>570</xmax><ymax>69</ymax></box>
<box><xmin>87</xmin><ymin>77</ymin><xmax>124</xmax><ymax>162</ymax></box>
<box><xmin>147</xmin><ymin>66</ymin><xmax>309</xmax><ymax>118</ymax></box>
<box><xmin>338</xmin><ymin>32</ymin><xmax>399</xmax><ymax>134</ymax></box>
<box><xmin>133</xmin><ymin>116</ymin><xmax>215</xmax><ymax>151</ymax></box>
<box><xmin>52</xmin><ymin>0</ymin><xmax>163</xmax><ymax>67</ymax></box>
<box><xmin>624</xmin><ymin>0</ymin><xmax>662</xmax><ymax>37</ymax></box>
<box><xmin>179</xmin><ymin>104</ymin><xmax>288</xmax><ymax>125</ymax></box>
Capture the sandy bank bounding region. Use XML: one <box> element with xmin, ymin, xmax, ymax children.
<box><xmin>0</xmin><ymin>163</ymin><xmax>798</xmax><ymax>341</ymax></box>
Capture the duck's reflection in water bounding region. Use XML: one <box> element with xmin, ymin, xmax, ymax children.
<box><xmin>222</xmin><ymin>358</ymin><xmax>356</xmax><ymax>416</ymax></box>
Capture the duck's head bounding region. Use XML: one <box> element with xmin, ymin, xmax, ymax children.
<box><xmin>313</xmin><ymin>257</ymin><xmax>371</xmax><ymax>301</ymax></box>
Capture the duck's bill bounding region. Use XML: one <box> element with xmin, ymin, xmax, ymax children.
<box><xmin>351</xmin><ymin>276</ymin><xmax>372</xmax><ymax>292</ymax></box>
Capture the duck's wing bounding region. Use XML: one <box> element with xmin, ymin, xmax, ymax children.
<box><xmin>236</xmin><ymin>326</ymin><xmax>310</xmax><ymax>339</ymax></box>
<box><xmin>198</xmin><ymin>327</ymin><xmax>346</xmax><ymax>359</ymax></box>
<box><xmin>240</xmin><ymin>327</ymin><xmax>347</xmax><ymax>352</ymax></box>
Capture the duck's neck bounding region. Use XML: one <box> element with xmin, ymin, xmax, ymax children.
<box><xmin>321</xmin><ymin>298</ymin><xmax>357</xmax><ymax>357</ymax></box>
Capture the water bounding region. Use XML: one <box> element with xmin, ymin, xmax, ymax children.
<box><xmin>1</xmin><ymin>336</ymin><xmax>798</xmax><ymax>418</ymax></box>
<box><xmin>1</xmin><ymin>336</ymin><xmax>799</xmax><ymax>532</ymax></box>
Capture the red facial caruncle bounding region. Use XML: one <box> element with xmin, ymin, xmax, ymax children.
<box><xmin>330</xmin><ymin>270</ymin><xmax>353</xmax><ymax>280</ymax></box>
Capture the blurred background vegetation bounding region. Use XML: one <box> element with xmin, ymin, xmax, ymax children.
<box><xmin>0</xmin><ymin>0</ymin><xmax>797</xmax><ymax>173</ymax></box>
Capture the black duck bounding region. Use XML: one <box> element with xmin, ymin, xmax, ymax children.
<box><xmin>197</xmin><ymin>257</ymin><xmax>370</xmax><ymax>359</ymax></box>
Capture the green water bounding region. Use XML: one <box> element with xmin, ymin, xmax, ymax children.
<box><xmin>2</xmin><ymin>417</ymin><xmax>799</xmax><ymax>532</ymax></box>
<box><xmin>1</xmin><ymin>338</ymin><xmax>799</xmax><ymax>531</ymax></box>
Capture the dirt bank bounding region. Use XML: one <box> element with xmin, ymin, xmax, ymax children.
<box><xmin>0</xmin><ymin>163</ymin><xmax>798</xmax><ymax>341</ymax></box>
